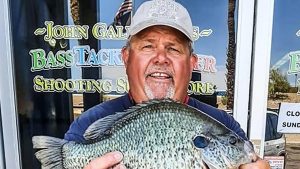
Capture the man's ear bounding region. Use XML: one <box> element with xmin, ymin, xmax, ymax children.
<box><xmin>121</xmin><ymin>47</ymin><xmax>129</xmax><ymax>68</ymax></box>
<box><xmin>190</xmin><ymin>53</ymin><xmax>198</xmax><ymax>72</ymax></box>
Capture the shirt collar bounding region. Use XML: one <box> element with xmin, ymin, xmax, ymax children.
<box><xmin>128</xmin><ymin>90</ymin><xmax>189</xmax><ymax>105</ymax></box>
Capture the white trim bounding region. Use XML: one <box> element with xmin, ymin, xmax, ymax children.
<box><xmin>0</xmin><ymin>0</ymin><xmax>21</xmax><ymax>168</ymax></box>
<box><xmin>249</xmin><ymin>0</ymin><xmax>274</xmax><ymax>157</ymax></box>
<box><xmin>233</xmin><ymin>0</ymin><xmax>255</xmax><ymax>134</ymax></box>
<box><xmin>0</xmin><ymin>112</ymin><xmax>5</xmax><ymax>169</ymax></box>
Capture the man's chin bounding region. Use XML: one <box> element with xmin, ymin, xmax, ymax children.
<box><xmin>152</xmin><ymin>94</ymin><xmax>171</xmax><ymax>100</ymax></box>
<box><xmin>144</xmin><ymin>87</ymin><xmax>175</xmax><ymax>100</ymax></box>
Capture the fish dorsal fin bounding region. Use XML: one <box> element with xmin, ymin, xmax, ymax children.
<box><xmin>83</xmin><ymin>111</ymin><xmax>131</xmax><ymax>140</ymax></box>
<box><xmin>125</xmin><ymin>98</ymin><xmax>175</xmax><ymax>113</ymax></box>
<box><xmin>83</xmin><ymin>99</ymin><xmax>176</xmax><ymax>141</ymax></box>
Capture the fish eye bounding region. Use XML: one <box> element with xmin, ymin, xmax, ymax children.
<box><xmin>193</xmin><ymin>135</ymin><xmax>210</xmax><ymax>149</ymax></box>
<box><xmin>228</xmin><ymin>135</ymin><xmax>237</xmax><ymax>145</ymax></box>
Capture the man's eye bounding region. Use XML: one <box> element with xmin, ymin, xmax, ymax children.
<box><xmin>143</xmin><ymin>45</ymin><xmax>153</xmax><ymax>49</ymax></box>
<box><xmin>168</xmin><ymin>47</ymin><xmax>179</xmax><ymax>52</ymax></box>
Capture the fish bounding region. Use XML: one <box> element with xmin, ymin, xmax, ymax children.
<box><xmin>32</xmin><ymin>99</ymin><xmax>256</xmax><ymax>169</ymax></box>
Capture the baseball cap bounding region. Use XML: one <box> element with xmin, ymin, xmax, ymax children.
<box><xmin>128</xmin><ymin>0</ymin><xmax>194</xmax><ymax>41</ymax></box>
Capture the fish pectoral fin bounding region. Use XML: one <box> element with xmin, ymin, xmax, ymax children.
<box><xmin>202</xmin><ymin>156</ymin><xmax>221</xmax><ymax>169</ymax></box>
<box><xmin>220</xmin><ymin>151</ymin><xmax>237</xmax><ymax>169</ymax></box>
<box><xmin>200</xmin><ymin>160</ymin><xmax>210</xmax><ymax>169</ymax></box>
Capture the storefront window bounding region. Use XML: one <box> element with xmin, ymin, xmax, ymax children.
<box><xmin>266</xmin><ymin>0</ymin><xmax>300</xmax><ymax>168</ymax></box>
<box><xmin>180</xmin><ymin>0</ymin><xmax>237</xmax><ymax>109</ymax></box>
<box><xmin>7</xmin><ymin>0</ymin><xmax>239</xmax><ymax>168</ymax></box>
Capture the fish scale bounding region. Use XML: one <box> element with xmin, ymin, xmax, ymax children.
<box><xmin>63</xmin><ymin>128</ymin><xmax>202</xmax><ymax>168</ymax></box>
<box><xmin>32</xmin><ymin>99</ymin><xmax>255</xmax><ymax>169</ymax></box>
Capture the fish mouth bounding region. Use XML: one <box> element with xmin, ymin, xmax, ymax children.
<box><xmin>244</xmin><ymin>141</ymin><xmax>257</xmax><ymax>162</ymax></box>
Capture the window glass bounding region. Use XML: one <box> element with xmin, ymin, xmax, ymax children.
<box><xmin>265</xmin><ymin>112</ymin><xmax>283</xmax><ymax>141</ymax></box>
<box><xmin>180</xmin><ymin>0</ymin><xmax>233</xmax><ymax>109</ymax></box>
<box><xmin>266</xmin><ymin>0</ymin><xmax>300</xmax><ymax>165</ymax></box>
<box><xmin>8</xmin><ymin>0</ymin><xmax>239</xmax><ymax>168</ymax></box>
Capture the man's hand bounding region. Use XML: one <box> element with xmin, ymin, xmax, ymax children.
<box><xmin>239</xmin><ymin>158</ymin><xmax>271</xmax><ymax>169</ymax></box>
<box><xmin>84</xmin><ymin>151</ymin><xmax>126</xmax><ymax>169</ymax></box>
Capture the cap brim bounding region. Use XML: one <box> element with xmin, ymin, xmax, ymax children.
<box><xmin>129</xmin><ymin>20</ymin><xmax>193</xmax><ymax>41</ymax></box>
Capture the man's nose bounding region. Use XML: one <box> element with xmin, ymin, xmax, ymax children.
<box><xmin>153</xmin><ymin>49</ymin><xmax>170</xmax><ymax>65</ymax></box>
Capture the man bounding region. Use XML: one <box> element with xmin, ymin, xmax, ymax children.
<box><xmin>65</xmin><ymin>0</ymin><xmax>270</xmax><ymax>168</ymax></box>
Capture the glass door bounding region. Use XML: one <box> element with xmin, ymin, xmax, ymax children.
<box><xmin>0</xmin><ymin>0</ymin><xmax>258</xmax><ymax>168</ymax></box>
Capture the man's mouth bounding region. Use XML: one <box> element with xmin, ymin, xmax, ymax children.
<box><xmin>148</xmin><ymin>72</ymin><xmax>172</xmax><ymax>79</ymax></box>
<box><xmin>144</xmin><ymin>71</ymin><xmax>175</xmax><ymax>99</ymax></box>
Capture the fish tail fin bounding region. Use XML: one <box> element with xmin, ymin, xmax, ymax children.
<box><xmin>32</xmin><ymin>136</ymin><xmax>67</xmax><ymax>169</ymax></box>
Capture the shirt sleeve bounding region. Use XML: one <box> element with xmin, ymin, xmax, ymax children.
<box><xmin>64</xmin><ymin>94</ymin><xmax>132</xmax><ymax>142</ymax></box>
<box><xmin>188</xmin><ymin>97</ymin><xmax>248</xmax><ymax>140</ymax></box>
<box><xmin>64</xmin><ymin>105</ymin><xmax>104</xmax><ymax>142</ymax></box>
<box><xmin>221</xmin><ymin>110</ymin><xmax>248</xmax><ymax>140</ymax></box>
<box><xmin>64</xmin><ymin>117</ymin><xmax>86</xmax><ymax>142</ymax></box>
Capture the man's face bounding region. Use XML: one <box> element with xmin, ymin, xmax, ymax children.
<box><xmin>122</xmin><ymin>26</ymin><xmax>197</xmax><ymax>103</ymax></box>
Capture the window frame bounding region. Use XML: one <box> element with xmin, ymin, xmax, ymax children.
<box><xmin>0</xmin><ymin>0</ymin><xmax>276</xmax><ymax>167</ymax></box>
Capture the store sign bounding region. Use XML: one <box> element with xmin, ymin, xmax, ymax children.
<box><xmin>30</xmin><ymin>46</ymin><xmax>217</xmax><ymax>94</ymax></box>
<box><xmin>277</xmin><ymin>102</ymin><xmax>300</xmax><ymax>133</ymax></box>
<box><xmin>287</xmin><ymin>52</ymin><xmax>300</xmax><ymax>74</ymax></box>
<box><xmin>296</xmin><ymin>29</ymin><xmax>300</xmax><ymax>37</ymax></box>
<box><xmin>30</xmin><ymin>21</ymin><xmax>216</xmax><ymax>95</ymax></box>
<box><xmin>30</xmin><ymin>47</ymin><xmax>124</xmax><ymax>71</ymax></box>
<box><xmin>194</xmin><ymin>54</ymin><xmax>217</xmax><ymax>73</ymax></box>
<box><xmin>188</xmin><ymin>81</ymin><xmax>214</xmax><ymax>95</ymax></box>
<box><xmin>34</xmin><ymin>21</ymin><xmax>212</xmax><ymax>46</ymax></box>
<box><xmin>286</xmin><ymin>51</ymin><xmax>300</xmax><ymax>95</ymax></box>
<box><xmin>264</xmin><ymin>156</ymin><xmax>284</xmax><ymax>169</ymax></box>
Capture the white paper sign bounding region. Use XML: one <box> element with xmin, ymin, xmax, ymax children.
<box><xmin>277</xmin><ymin>102</ymin><xmax>300</xmax><ymax>133</ymax></box>
<box><xmin>264</xmin><ymin>156</ymin><xmax>284</xmax><ymax>169</ymax></box>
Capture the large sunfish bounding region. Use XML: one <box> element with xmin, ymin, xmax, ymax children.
<box><xmin>33</xmin><ymin>99</ymin><xmax>256</xmax><ymax>169</ymax></box>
